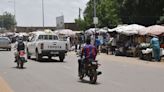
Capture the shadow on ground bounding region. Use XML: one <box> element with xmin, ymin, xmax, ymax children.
<box><xmin>0</xmin><ymin>49</ymin><xmax>11</xmax><ymax>51</ymax></box>
<box><xmin>29</xmin><ymin>58</ymin><xmax>66</xmax><ymax>63</ymax></box>
<box><xmin>78</xmin><ymin>79</ymin><xmax>101</xmax><ymax>85</ymax></box>
<box><xmin>12</xmin><ymin>66</ymin><xmax>27</xmax><ymax>69</ymax></box>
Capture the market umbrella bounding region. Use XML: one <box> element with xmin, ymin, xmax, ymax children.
<box><xmin>124</xmin><ymin>24</ymin><xmax>145</xmax><ymax>31</ymax></box>
<box><xmin>108</xmin><ymin>28</ymin><xmax>115</xmax><ymax>32</ymax></box>
<box><xmin>111</xmin><ymin>24</ymin><xmax>144</xmax><ymax>35</ymax></box>
<box><xmin>56</xmin><ymin>29</ymin><xmax>75</xmax><ymax>36</ymax></box>
<box><xmin>118</xmin><ymin>24</ymin><xmax>145</xmax><ymax>35</ymax></box>
<box><xmin>97</xmin><ymin>28</ymin><xmax>107</xmax><ymax>33</ymax></box>
<box><xmin>114</xmin><ymin>25</ymin><xmax>131</xmax><ymax>35</ymax></box>
<box><xmin>138</xmin><ymin>27</ymin><xmax>147</xmax><ymax>35</ymax></box>
<box><xmin>19</xmin><ymin>32</ymin><xmax>29</xmax><ymax>36</ymax></box>
<box><xmin>145</xmin><ymin>25</ymin><xmax>164</xmax><ymax>35</ymax></box>
<box><xmin>109</xmin><ymin>25</ymin><xmax>126</xmax><ymax>35</ymax></box>
<box><xmin>44</xmin><ymin>29</ymin><xmax>54</xmax><ymax>34</ymax></box>
<box><xmin>85</xmin><ymin>28</ymin><xmax>98</xmax><ymax>34</ymax></box>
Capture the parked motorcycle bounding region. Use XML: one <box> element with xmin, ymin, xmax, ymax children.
<box><xmin>78</xmin><ymin>58</ymin><xmax>101</xmax><ymax>84</ymax></box>
<box><xmin>100</xmin><ymin>44</ymin><xmax>110</xmax><ymax>54</ymax></box>
<box><xmin>16</xmin><ymin>50</ymin><xmax>27</xmax><ymax>68</ymax></box>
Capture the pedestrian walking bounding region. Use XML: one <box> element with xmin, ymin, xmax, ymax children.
<box><xmin>109</xmin><ymin>36</ymin><xmax>117</xmax><ymax>55</ymax></box>
<box><xmin>74</xmin><ymin>36</ymin><xmax>78</xmax><ymax>52</ymax></box>
<box><xmin>95</xmin><ymin>36</ymin><xmax>101</xmax><ymax>53</ymax></box>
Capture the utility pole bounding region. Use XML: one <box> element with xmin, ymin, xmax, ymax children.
<box><xmin>42</xmin><ymin>0</ymin><xmax>45</xmax><ymax>30</ymax></box>
<box><xmin>79</xmin><ymin>8</ymin><xmax>81</xmax><ymax>20</ymax></box>
<box><xmin>93</xmin><ymin>0</ymin><xmax>98</xmax><ymax>31</ymax></box>
<box><xmin>1</xmin><ymin>13</ymin><xmax>4</xmax><ymax>29</ymax></box>
<box><xmin>94</xmin><ymin>0</ymin><xmax>97</xmax><ymax>28</ymax></box>
<box><xmin>14</xmin><ymin>0</ymin><xmax>16</xmax><ymax>18</ymax></box>
<box><xmin>14</xmin><ymin>0</ymin><xmax>16</xmax><ymax>32</ymax></box>
<box><xmin>7</xmin><ymin>0</ymin><xmax>16</xmax><ymax>32</ymax></box>
<box><xmin>93</xmin><ymin>0</ymin><xmax>98</xmax><ymax>45</ymax></box>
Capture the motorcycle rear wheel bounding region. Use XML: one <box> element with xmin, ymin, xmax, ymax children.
<box><xmin>89</xmin><ymin>69</ymin><xmax>97</xmax><ymax>84</ymax></box>
<box><xmin>20</xmin><ymin>62</ymin><xmax>24</xmax><ymax>68</ymax></box>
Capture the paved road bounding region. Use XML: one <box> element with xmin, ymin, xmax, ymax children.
<box><xmin>0</xmin><ymin>49</ymin><xmax>164</xmax><ymax>92</ymax></box>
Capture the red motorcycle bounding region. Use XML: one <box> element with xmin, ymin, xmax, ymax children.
<box><xmin>16</xmin><ymin>50</ymin><xmax>27</xmax><ymax>68</ymax></box>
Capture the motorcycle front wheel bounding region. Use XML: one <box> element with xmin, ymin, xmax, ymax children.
<box><xmin>79</xmin><ymin>69</ymin><xmax>84</xmax><ymax>80</ymax></box>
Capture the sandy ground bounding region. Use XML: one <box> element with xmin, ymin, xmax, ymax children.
<box><xmin>0</xmin><ymin>75</ymin><xmax>13</xmax><ymax>92</ymax></box>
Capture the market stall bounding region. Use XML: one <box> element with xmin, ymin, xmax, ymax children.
<box><xmin>138</xmin><ymin>25</ymin><xmax>164</xmax><ymax>61</ymax></box>
<box><xmin>113</xmin><ymin>24</ymin><xmax>145</xmax><ymax>57</ymax></box>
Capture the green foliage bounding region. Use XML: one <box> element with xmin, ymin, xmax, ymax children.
<box><xmin>76</xmin><ymin>0</ymin><xmax>164</xmax><ymax>29</ymax></box>
<box><xmin>75</xmin><ymin>19</ymin><xmax>87</xmax><ymax>31</ymax></box>
<box><xmin>97</xmin><ymin>0</ymin><xmax>121</xmax><ymax>27</ymax></box>
<box><xmin>0</xmin><ymin>12</ymin><xmax>16</xmax><ymax>30</ymax></box>
<box><xmin>83</xmin><ymin>0</ymin><xmax>121</xmax><ymax>28</ymax></box>
<box><xmin>157</xmin><ymin>8</ymin><xmax>164</xmax><ymax>24</ymax></box>
<box><xmin>120</xmin><ymin>0</ymin><xmax>164</xmax><ymax>26</ymax></box>
<box><xmin>158</xmin><ymin>16</ymin><xmax>164</xmax><ymax>24</ymax></box>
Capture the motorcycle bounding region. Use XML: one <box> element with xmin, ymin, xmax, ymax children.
<box><xmin>100</xmin><ymin>44</ymin><xmax>110</xmax><ymax>54</ymax></box>
<box><xmin>78</xmin><ymin>58</ymin><xmax>101</xmax><ymax>84</ymax></box>
<box><xmin>16</xmin><ymin>50</ymin><xmax>27</xmax><ymax>68</ymax></box>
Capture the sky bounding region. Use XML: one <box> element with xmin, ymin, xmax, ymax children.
<box><xmin>0</xmin><ymin>0</ymin><xmax>89</xmax><ymax>27</ymax></box>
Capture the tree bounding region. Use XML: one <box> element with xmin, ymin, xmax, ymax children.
<box><xmin>157</xmin><ymin>8</ymin><xmax>164</xmax><ymax>24</ymax></box>
<box><xmin>83</xmin><ymin>0</ymin><xmax>121</xmax><ymax>28</ymax></box>
<box><xmin>78</xmin><ymin>0</ymin><xmax>164</xmax><ymax>29</ymax></box>
<box><xmin>75</xmin><ymin>19</ymin><xmax>87</xmax><ymax>31</ymax></box>
<box><xmin>0</xmin><ymin>12</ymin><xmax>16</xmax><ymax>30</ymax></box>
<box><xmin>96</xmin><ymin>0</ymin><xmax>121</xmax><ymax>27</ymax></box>
<box><xmin>120</xmin><ymin>0</ymin><xmax>164</xmax><ymax>26</ymax></box>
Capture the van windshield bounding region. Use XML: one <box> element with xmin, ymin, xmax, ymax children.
<box><xmin>38</xmin><ymin>35</ymin><xmax>58</xmax><ymax>40</ymax></box>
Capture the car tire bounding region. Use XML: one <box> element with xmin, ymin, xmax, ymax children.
<box><xmin>59</xmin><ymin>52</ymin><xmax>65</xmax><ymax>62</ymax></box>
<box><xmin>36</xmin><ymin>50</ymin><xmax>42</xmax><ymax>61</ymax></box>
<box><xmin>27</xmin><ymin>49</ymin><xmax>31</xmax><ymax>59</ymax></box>
<box><xmin>8</xmin><ymin>48</ymin><xmax>11</xmax><ymax>51</ymax></box>
<box><xmin>48</xmin><ymin>56</ymin><xmax>52</xmax><ymax>60</ymax></box>
<box><xmin>27</xmin><ymin>55</ymin><xmax>31</xmax><ymax>59</ymax></box>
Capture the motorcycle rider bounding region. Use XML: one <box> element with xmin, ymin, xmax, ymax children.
<box><xmin>78</xmin><ymin>38</ymin><xmax>97</xmax><ymax>76</ymax></box>
<box><xmin>14</xmin><ymin>36</ymin><xmax>25</xmax><ymax>64</ymax></box>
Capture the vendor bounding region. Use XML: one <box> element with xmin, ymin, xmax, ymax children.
<box><xmin>150</xmin><ymin>35</ymin><xmax>160</xmax><ymax>62</ymax></box>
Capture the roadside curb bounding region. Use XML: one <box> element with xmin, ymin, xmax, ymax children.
<box><xmin>0</xmin><ymin>76</ymin><xmax>14</xmax><ymax>92</ymax></box>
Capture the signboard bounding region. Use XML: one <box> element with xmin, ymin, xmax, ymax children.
<box><xmin>93</xmin><ymin>17</ymin><xmax>98</xmax><ymax>25</ymax></box>
<box><xmin>56</xmin><ymin>16</ymin><xmax>65</xmax><ymax>29</ymax></box>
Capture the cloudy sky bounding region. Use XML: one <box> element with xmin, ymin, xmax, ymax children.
<box><xmin>0</xmin><ymin>0</ymin><xmax>89</xmax><ymax>27</ymax></box>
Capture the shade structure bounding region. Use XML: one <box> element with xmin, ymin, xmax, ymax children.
<box><xmin>97</xmin><ymin>28</ymin><xmax>107</xmax><ymax>33</ymax></box>
<box><xmin>111</xmin><ymin>24</ymin><xmax>145</xmax><ymax>35</ymax></box>
<box><xmin>118</xmin><ymin>24</ymin><xmax>145</xmax><ymax>35</ymax></box>
<box><xmin>124</xmin><ymin>24</ymin><xmax>145</xmax><ymax>31</ymax></box>
<box><xmin>143</xmin><ymin>25</ymin><xmax>164</xmax><ymax>35</ymax></box>
<box><xmin>111</xmin><ymin>25</ymin><xmax>132</xmax><ymax>35</ymax></box>
<box><xmin>85</xmin><ymin>28</ymin><xmax>97</xmax><ymax>34</ymax></box>
<box><xmin>138</xmin><ymin>27</ymin><xmax>147</xmax><ymax>35</ymax></box>
<box><xmin>44</xmin><ymin>29</ymin><xmax>54</xmax><ymax>34</ymax></box>
<box><xmin>55</xmin><ymin>29</ymin><xmax>75</xmax><ymax>36</ymax></box>
<box><xmin>108</xmin><ymin>28</ymin><xmax>115</xmax><ymax>32</ymax></box>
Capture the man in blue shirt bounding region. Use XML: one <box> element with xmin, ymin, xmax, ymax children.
<box><xmin>150</xmin><ymin>36</ymin><xmax>160</xmax><ymax>62</ymax></box>
<box><xmin>95</xmin><ymin>36</ymin><xmax>101</xmax><ymax>52</ymax></box>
